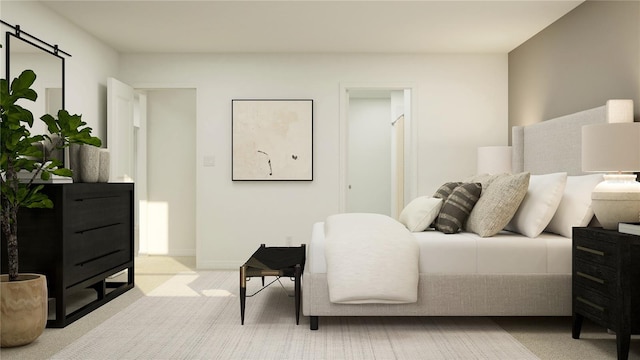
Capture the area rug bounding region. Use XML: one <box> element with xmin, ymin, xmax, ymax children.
<box><xmin>51</xmin><ymin>271</ymin><xmax>539</xmax><ymax>360</ymax></box>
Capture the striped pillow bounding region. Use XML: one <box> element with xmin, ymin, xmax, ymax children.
<box><xmin>433</xmin><ymin>182</ymin><xmax>463</xmax><ymax>199</ymax></box>
<box><xmin>434</xmin><ymin>182</ymin><xmax>482</xmax><ymax>234</ymax></box>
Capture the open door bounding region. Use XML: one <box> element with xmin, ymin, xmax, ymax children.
<box><xmin>108</xmin><ymin>78</ymin><xmax>140</xmax><ymax>255</ymax></box>
<box><xmin>107</xmin><ymin>77</ymin><xmax>135</xmax><ymax>182</ymax></box>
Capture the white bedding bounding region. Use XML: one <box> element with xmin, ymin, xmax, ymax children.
<box><xmin>310</xmin><ymin>222</ymin><xmax>572</xmax><ymax>275</ymax></box>
<box><xmin>324</xmin><ymin>213</ymin><xmax>419</xmax><ymax>304</ymax></box>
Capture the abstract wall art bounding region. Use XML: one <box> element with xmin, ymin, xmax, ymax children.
<box><xmin>232</xmin><ymin>99</ymin><xmax>313</xmax><ymax>181</ymax></box>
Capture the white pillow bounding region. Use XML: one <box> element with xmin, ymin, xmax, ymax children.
<box><xmin>545</xmin><ymin>174</ymin><xmax>604</xmax><ymax>238</ymax></box>
<box><xmin>399</xmin><ymin>197</ymin><xmax>443</xmax><ymax>232</ymax></box>
<box><xmin>505</xmin><ymin>172</ymin><xmax>567</xmax><ymax>238</ymax></box>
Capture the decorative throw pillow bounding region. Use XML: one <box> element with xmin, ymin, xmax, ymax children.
<box><xmin>545</xmin><ymin>174</ymin><xmax>604</xmax><ymax>238</ymax></box>
<box><xmin>434</xmin><ymin>182</ymin><xmax>482</xmax><ymax>234</ymax></box>
<box><xmin>463</xmin><ymin>173</ymin><xmax>503</xmax><ymax>195</ymax></box>
<box><xmin>433</xmin><ymin>182</ymin><xmax>463</xmax><ymax>200</ymax></box>
<box><xmin>465</xmin><ymin>172</ymin><xmax>530</xmax><ymax>237</ymax></box>
<box><xmin>504</xmin><ymin>172</ymin><xmax>567</xmax><ymax>238</ymax></box>
<box><xmin>399</xmin><ymin>196</ymin><xmax>444</xmax><ymax>232</ymax></box>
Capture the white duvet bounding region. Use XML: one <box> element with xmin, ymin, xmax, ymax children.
<box><xmin>324</xmin><ymin>213</ymin><xmax>419</xmax><ymax>304</ymax></box>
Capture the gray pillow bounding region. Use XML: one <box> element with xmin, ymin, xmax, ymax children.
<box><xmin>435</xmin><ymin>182</ymin><xmax>482</xmax><ymax>234</ymax></box>
<box><xmin>433</xmin><ymin>182</ymin><xmax>463</xmax><ymax>199</ymax></box>
<box><xmin>463</xmin><ymin>173</ymin><xmax>503</xmax><ymax>195</ymax></box>
<box><xmin>465</xmin><ymin>172</ymin><xmax>530</xmax><ymax>237</ymax></box>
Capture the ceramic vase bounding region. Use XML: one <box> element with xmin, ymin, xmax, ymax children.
<box><xmin>0</xmin><ymin>274</ymin><xmax>48</xmax><ymax>347</ymax></box>
<box><xmin>98</xmin><ymin>148</ymin><xmax>110</xmax><ymax>183</ymax></box>
<box><xmin>79</xmin><ymin>145</ymin><xmax>100</xmax><ymax>183</ymax></box>
<box><xmin>68</xmin><ymin>144</ymin><xmax>82</xmax><ymax>182</ymax></box>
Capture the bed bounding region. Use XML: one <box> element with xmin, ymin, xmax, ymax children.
<box><xmin>302</xmin><ymin>105</ymin><xmax>607</xmax><ymax>330</ymax></box>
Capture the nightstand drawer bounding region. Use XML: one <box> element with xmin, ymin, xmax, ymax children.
<box><xmin>574</xmin><ymin>259</ymin><xmax>617</xmax><ymax>296</ymax></box>
<box><xmin>574</xmin><ymin>285</ymin><xmax>613</xmax><ymax>327</ymax></box>
<box><xmin>573</xmin><ymin>233</ymin><xmax>617</xmax><ymax>267</ymax></box>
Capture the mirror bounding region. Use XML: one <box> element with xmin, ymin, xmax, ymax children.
<box><xmin>5</xmin><ymin>30</ymin><xmax>66</xmax><ymax>161</ymax></box>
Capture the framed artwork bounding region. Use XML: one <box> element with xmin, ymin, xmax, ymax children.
<box><xmin>232</xmin><ymin>99</ymin><xmax>313</xmax><ymax>181</ymax></box>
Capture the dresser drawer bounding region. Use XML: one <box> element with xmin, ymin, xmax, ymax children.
<box><xmin>65</xmin><ymin>194</ymin><xmax>130</xmax><ymax>232</ymax></box>
<box><xmin>65</xmin><ymin>249</ymin><xmax>131</xmax><ymax>287</ymax></box>
<box><xmin>574</xmin><ymin>285</ymin><xmax>614</xmax><ymax>328</ymax></box>
<box><xmin>64</xmin><ymin>223</ymin><xmax>131</xmax><ymax>286</ymax></box>
<box><xmin>573</xmin><ymin>258</ymin><xmax>617</xmax><ymax>296</ymax></box>
<box><xmin>573</xmin><ymin>231</ymin><xmax>617</xmax><ymax>267</ymax></box>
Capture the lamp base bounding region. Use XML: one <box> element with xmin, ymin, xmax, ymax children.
<box><xmin>591</xmin><ymin>174</ymin><xmax>640</xmax><ymax>230</ymax></box>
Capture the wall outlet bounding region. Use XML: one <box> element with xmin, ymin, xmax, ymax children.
<box><xmin>285</xmin><ymin>236</ymin><xmax>293</xmax><ymax>246</ymax></box>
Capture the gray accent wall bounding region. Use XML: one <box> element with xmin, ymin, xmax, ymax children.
<box><xmin>508</xmin><ymin>0</ymin><xmax>640</xmax><ymax>142</ymax></box>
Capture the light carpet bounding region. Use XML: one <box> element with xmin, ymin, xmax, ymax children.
<box><xmin>50</xmin><ymin>271</ymin><xmax>539</xmax><ymax>360</ymax></box>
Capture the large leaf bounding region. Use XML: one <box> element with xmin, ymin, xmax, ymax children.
<box><xmin>10</xmin><ymin>70</ymin><xmax>37</xmax><ymax>101</ymax></box>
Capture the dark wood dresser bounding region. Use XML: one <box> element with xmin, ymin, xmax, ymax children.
<box><xmin>572</xmin><ymin>227</ymin><xmax>640</xmax><ymax>360</ymax></box>
<box><xmin>1</xmin><ymin>183</ymin><xmax>135</xmax><ymax>327</ymax></box>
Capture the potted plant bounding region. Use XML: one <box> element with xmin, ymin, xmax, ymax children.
<box><xmin>0</xmin><ymin>69</ymin><xmax>101</xmax><ymax>347</ymax></box>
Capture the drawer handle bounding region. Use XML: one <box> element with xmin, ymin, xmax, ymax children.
<box><xmin>576</xmin><ymin>296</ymin><xmax>605</xmax><ymax>312</ymax></box>
<box><xmin>576</xmin><ymin>245</ymin><xmax>605</xmax><ymax>257</ymax></box>
<box><xmin>77</xmin><ymin>223</ymin><xmax>122</xmax><ymax>234</ymax></box>
<box><xmin>76</xmin><ymin>249</ymin><xmax>123</xmax><ymax>267</ymax></box>
<box><xmin>74</xmin><ymin>195</ymin><xmax>121</xmax><ymax>201</ymax></box>
<box><xmin>576</xmin><ymin>271</ymin><xmax>605</xmax><ymax>284</ymax></box>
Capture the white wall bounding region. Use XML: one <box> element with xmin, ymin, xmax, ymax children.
<box><xmin>2</xmin><ymin>2</ymin><xmax>508</xmax><ymax>269</ymax></box>
<box><xmin>1</xmin><ymin>1</ymin><xmax>119</xmax><ymax>143</ymax></box>
<box><xmin>118</xmin><ymin>53</ymin><xmax>508</xmax><ymax>269</ymax></box>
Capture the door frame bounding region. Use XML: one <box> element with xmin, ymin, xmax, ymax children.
<box><xmin>339</xmin><ymin>82</ymin><xmax>418</xmax><ymax>214</ymax></box>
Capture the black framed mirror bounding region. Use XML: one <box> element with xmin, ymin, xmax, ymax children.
<box><xmin>6</xmin><ymin>31</ymin><xmax>65</xmax><ymax>126</ymax></box>
<box><xmin>3</xmin><ymin>22</ymin><xmax>69</xmax><ymax>164</ymax></box>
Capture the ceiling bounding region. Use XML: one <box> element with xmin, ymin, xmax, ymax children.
<box><xmin>36</xmin><ymin>0</ymin><xmax>584</xmax><ymax>54</ymax></box>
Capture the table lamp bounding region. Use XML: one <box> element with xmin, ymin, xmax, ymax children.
<box><xmin>582</xmin><ymin>122</ymin><xmax>640</xmax><ymax>229</ymax></box>
<box><xmin>606</xmin><ymin>99</ymin><xmax>634</xmax><ymax>123</ymax></box>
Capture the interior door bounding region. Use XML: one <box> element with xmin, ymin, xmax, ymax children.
<box><xmin>346</xmin><ymin>96</ymin><xmax>392</xmax><ymax>215</ymax></box>
<box><xmin>107</xmin><ymin>77</ymin><xmax>135</xmax><ymax>182</ymax></box>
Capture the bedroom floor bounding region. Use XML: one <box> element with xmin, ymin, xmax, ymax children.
<box><xmin>1</xmin><ymin>256</ymin><xmax>636</xmax><ymax>360</ymax></box>
<box><xmin>493</xmin><ymin>316</ymin><xmax>640</xmax><ymax>359</ymax></box>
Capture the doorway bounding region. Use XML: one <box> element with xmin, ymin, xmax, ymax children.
<box><xmin>141</xmin><ymin>89</ymin><xmax>196</xmax><ymax>256</ymax></box>
<box><xmin>108</xmin><ymin>79</ymin><xmax>196</xmax><ymax>257</ymax></box>
<box><xmin>340</xmin><ymin>84</ymin><xmax>416</xmax><ymax>218</ymax></box>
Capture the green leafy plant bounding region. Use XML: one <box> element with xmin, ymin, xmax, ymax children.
<box><xmin>1</xmin><ymin>69</ymin><xmax>101</xmax><ymax>281</ymax></box>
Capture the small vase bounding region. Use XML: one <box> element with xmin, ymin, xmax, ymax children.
<box><xmin>98</xmin><ymin>148</ymin><xmax>110</xmax><ymax>183</ymax></box>
<box><xmin>68</xmin><ymin>144</ymin><xmax>82</xmax><ymax>182</ymax></box>
<box><xmin>79</xmin><ymin>145</ymin><xmax>100</xmax><ymax>183</ymax></box>
<box><xmin>1</xmin><ymin>274</ymin><xmax>48</xmax><ymax>347</ymax></box>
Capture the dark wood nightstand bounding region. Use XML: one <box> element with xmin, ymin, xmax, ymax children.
<box><xmin>572</xmin><ymin>227</ymin><xmax>640</xmax><ymax>360</ymax></box>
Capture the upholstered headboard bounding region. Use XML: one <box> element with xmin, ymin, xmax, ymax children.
<box><xmin>512</xmin><ymin>106</ymin><xmax>607</xmax><ymax>176</ymax></box>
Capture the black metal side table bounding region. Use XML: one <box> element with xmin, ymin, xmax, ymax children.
<box><xmin>240</xmin><ymin>244</ymin><xmax>306</xmax><ymax>325</ymax></box>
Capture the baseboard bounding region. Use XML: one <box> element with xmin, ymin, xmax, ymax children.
<box><xmin>141</xmin><ymin>249</ymin><xmax>195</xmax><ymax>257</ymax></box>
<box><xmin>196</xmin><ymin>260</ymin><xmax>239</xmax><ymax>270</ymax></box>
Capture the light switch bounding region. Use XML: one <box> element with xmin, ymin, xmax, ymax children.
<box><xmin>203</xmin><ymin>156</ymin><xmax>216</xmax><ymax>167</ymax></box>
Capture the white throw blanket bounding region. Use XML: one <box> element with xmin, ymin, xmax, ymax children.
<box><xmin>324</xmin><ymin>213</ymin><xmax>419</xmax><ymax>304</ymax></box>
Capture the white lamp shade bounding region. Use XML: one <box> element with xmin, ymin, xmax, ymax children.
<box><xmin>582</xmin><ymin>122</ymin><xmax>640</xmax><ymax>172</ymax></box>
<box><xmin>582</xmin><ymin>122</ymin><xmax>640</xmax><ymax>229</ymax></box>
<box><xmin>606</xmin><ymin>99</ymin><xmax>634</xmax><ymax>123</ymax></box>
<box><xmin>477</xmin><ymin>146</ymin><xmax>512</xmax><ymax>174</ymax></box>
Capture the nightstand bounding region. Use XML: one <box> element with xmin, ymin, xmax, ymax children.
<box><xmin>572</xmin><ymin>227</ymin><xmax>640</xmax><ymax>360</ymax></box>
